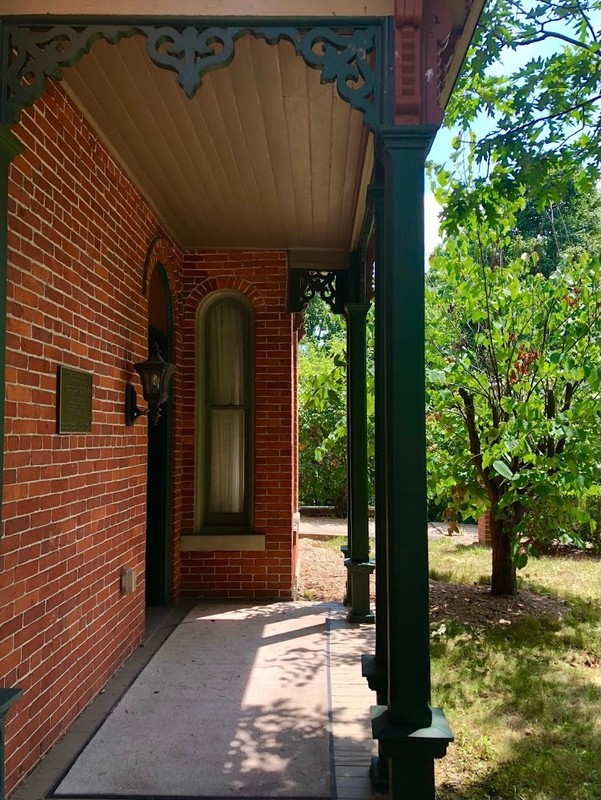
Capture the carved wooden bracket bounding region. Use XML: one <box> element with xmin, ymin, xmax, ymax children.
<box><xmin>1</xmin><ymin>23</ymin><xmax>381</xmax><ymax>129</ymax></box>
<box><xmin>287</xmin><ymin>268</ymin><xmax>347</xmax><ymax>315</ymax></box>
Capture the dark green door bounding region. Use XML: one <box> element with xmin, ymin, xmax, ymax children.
<box><xmin>145</xmin><ymin>327</ymin><xmax>172</xmax><ymax>605</ymax></box>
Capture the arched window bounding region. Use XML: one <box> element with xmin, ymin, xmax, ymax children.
<box><xmin>195</xmin><ymin>292</ymin><xmax>253</xmax><ymax>531</ymax></box>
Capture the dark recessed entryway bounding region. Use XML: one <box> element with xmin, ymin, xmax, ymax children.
<box><xmin>146</xmin><ymin>264</ymin><xmax>174</xmax><ymax>606</ymax></box>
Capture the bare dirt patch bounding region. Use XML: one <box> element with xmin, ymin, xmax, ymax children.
<box><xmin>428</xmin><ymin>579</ymin><xmax>568</xmax><ymax>626</ymax></box>
<box><xmin>298</xmin><ymin>538</ymin><xmax>568</xmax><ymax>627</ymax></box>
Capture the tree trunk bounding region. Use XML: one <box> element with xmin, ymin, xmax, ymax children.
<box><xmin>490</xmin><ymin>516</ymin><xmax>517</xmax><ymax>595</ymax></box>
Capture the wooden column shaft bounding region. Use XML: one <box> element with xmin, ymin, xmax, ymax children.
<box><xmin>345</xmin><ymin>301</ymin><xmax>370</xmax><ymax>564</ymax></box>
<box><xmin>0</xmin><ymin>125</ymin><xmax>24</xmax><ymax>529</ymax></box>
<box><xmin>379</xmin><ymin>125</ymin><xmax>436</xmax><ymax>727</ymax></box>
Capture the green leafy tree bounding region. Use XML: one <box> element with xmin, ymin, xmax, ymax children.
<box><xmin>298</xmin><ymin>298</ymin><xmax>375</xmax><ymax>513</ymax></box>
<box><xmin>303</xmin><ymin>296</ymin><xmax>346</xmax><ymax>344</ymax></box>
<box><xmin>436</xmin><ymin>0</ymin><xmax>601</xmax><ymax>225</ymax></box>
<box><xmin>299</xmin><ymin>329</ymin><xmax>348</xmax><ymax>514</ymax></box>
<box><xmin>509</xmin><ymin>172</ymin><xmax>601</xmax><ymax>276</ymax></box>
<box><xmin>426</xmin><ymin>193</ymin><xmax>601</xmax><ymax>595</ymax></box>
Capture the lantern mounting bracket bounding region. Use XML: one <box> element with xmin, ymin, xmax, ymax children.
<box><xmin>125</xmin><ymin>341</ymin><xmax>176</xmax><ymax>426</ymax></box>
<box><xmin>125</xmin><ymin>382</ymin><xmax>156</xmax><ymax>426</ymax></box>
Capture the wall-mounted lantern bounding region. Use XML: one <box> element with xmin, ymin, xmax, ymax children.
<box><xmin>125</xmin><ymin>342</ymin><xmax>176</xmax><ymax>426</ymax></box>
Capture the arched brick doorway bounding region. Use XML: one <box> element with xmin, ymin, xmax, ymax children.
<box><xmin>146</xmin><ymin>263</ymin><xmax>174</xmax><ymax>606</ymax></box>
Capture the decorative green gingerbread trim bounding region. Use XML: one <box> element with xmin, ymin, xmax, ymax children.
<box><xmin>2</xmin><ymin>22</ymin><xmax>382</xmax><ymax>129</ymax></box>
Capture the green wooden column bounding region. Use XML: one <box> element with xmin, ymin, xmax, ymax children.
<box><xmin>0</xmin><ymin>122</ymin><xmax>25</xmax><ymax>800</ymax></box>
<box><xmin>370</xmin><ymin>126</ymin><xmax>452</xmax><ymax>800</ymax></box>
<box><xmin>0</xmin><ymin>689</ymin><xmax>22</xmax><ymax>800</ymax></box>
<box><xmin>343</xmin><ymin>251</ymin><xmax>374</xmax><ymax>622</ymax></box>
<box><xmin>344</xmin><ymin>288</ymin><xmax>375</xmax><ymax>623</ymax></box>
<box><xmin>371</xmin><ymin>176</ymin><xmax>388</xmax><ymax>673</ymax></box>
<box><xmin>0</xmin><ymin>126</ymin><xmax>24</xmax><ymax>526</ymax></box>
<box><xmin>360</xmin><ymin>175</ymin><xmax>389</xmax><ymax>791</ymax></box>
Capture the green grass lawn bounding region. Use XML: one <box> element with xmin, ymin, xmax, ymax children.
<box><xmin>315</xmin><ymin>533</ymin><xmax>599</xmax><ymax>798</ymax></box>
<box><xmin>429</xmin><ymin>538</ymin><xmax>600</xmax><ymax>800</ymax></box>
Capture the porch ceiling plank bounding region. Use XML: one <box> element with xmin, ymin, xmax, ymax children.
<box><xmin>339</xmin><ymin>112</ymin><xmax>367</xmax><ymax>250</ymax></box>
<box><xmin>65</xmin><ymin>38</ymin><xmax>193</xmax><ymax>241</ymax></box>
<box><xmin>102</xmin><ymin>38</ymin><xmax>200</xmax><ymax>232</ymax></box>
<box><xmin>125</xmin><ymin>36</ymin><xmax>221</xmax><ymax>244</ymax></box>
<box><xmin>58</xmin><ymin>33</ymin><xmax>371</xmax><ymax>252</ymax></box>
<box><xmin>230</xmin><ymin>38</ymin><xmax>281</xmax><ymax>245</ymax></box>
<box><xmin>204</xmin><ymin>70</ymin><xmax>261</xmax><ymax>245</ymax></box>
<box><xmin>328</xmin><ymin>97</ymin><xmax>354</xmax><ymax>249</ymax></box>
<box><xmin>281</xmin><ymin>40</ymin><xmax>313</xmax><ymax>247</ymax></box>
<box><xmin>158</xmin><ymin>55</ymin><xmax>233</xmax><ymax>243</ymax></box>
<box><xmin>308</xmin><ymin>67</ymin><xmax>335</xmax><ymax>248</ymax></box>
<box><xmin>63</xmin><ymin>44</ymin><xmax>183</xmax><ymax>238</ymax></box>
<box><xmin>252</xmin><ymin>41</ymin><xmax>297</xmax><ymax>245</ymax></box>
<box><xmin>283</xmin><ymin>96</ymin><xmax>313</xmax><ymax>245</ymax></box>
<box><xmin>223</xmin><ymin>46</ymin><xmax>289</xmax><ymax>245</ymax></box>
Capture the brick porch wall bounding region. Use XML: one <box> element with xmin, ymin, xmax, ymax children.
<box><xmin>1</xmin><ymin>83</ymin><xmax>182</xmax><ymax>794</ymax></box>
<box><xmin>179</xmin><ymin>252</ymin><xmax>296</xmax><ymax>599</ymax></box>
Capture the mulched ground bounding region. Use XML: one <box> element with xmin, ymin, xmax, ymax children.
<box><xmin>297</xmin><ymin>538</ymin><xmax>568</xmax><ymax>627</ymax></box>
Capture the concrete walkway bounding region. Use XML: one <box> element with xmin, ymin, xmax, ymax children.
<box><xmin>13</xmin><ymin>602</ymin><xmax>380</xmax><ymax>800</ymax></box>
<box><xmin>12</xmin><ymin>520</ymin><xmax>476</xmax><ymax>800</ymax></box>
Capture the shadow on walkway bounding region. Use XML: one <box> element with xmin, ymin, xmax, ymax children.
<box><xmin>14</xmin><ymin>602</ymin><xmax>380</xmax><ymax>800</ymax></box>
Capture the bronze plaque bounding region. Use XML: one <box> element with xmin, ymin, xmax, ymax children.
<box><xmin>57</xmin><ymin>366</ymin><xmax>93</xmax><ymax>434</ymax></box>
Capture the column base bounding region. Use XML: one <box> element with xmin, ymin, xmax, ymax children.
<box><xmin>361</xmin><ymin>653</ymin><xmax>387</xmax><ymax>698</ymax></box>
<box><xmin>340</xmin><ymin>544</ymin><xmax>351</xmax><ymax>605</ymax></box>
<box><xmin>369</xmin><ymin>756</ymin><xmax>390</xmax><ymax>795</ymax></box>
<box><xmin>372</xmin><ymin>705</ymin><xmax>452</xmax><ymax>800</ymax></box>
<box><xmin>344</xmin><ymin>558</ymin><xmax>375</xmax><ymax>623</ymax></box>
<box><xmin>371</xmin><ymin>704</ymin><xmax>453</xmax><ymax>759</ymax></box>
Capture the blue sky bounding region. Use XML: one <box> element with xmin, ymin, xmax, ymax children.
<box><xmin>422</xmin><ymin>10</ymin><xmax>596</xmax><ymax>255</ymax></box>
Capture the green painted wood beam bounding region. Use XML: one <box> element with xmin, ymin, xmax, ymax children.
<box><xmin>372</xmin><ymin>125</ymin><xmax>452</xmax><ymax>800</ymax></box>
<box><xmin>344</xmin><ymin>252</ymin><xmax>374</xmax><ymax>623</ymax></box>
<box><xmin>0</xmin><ymin>688</ymin><xmax>22</xmax><ymax>800</ymax></box>
<box><xmin>1</xmin><ymin>22</ymin><xmax>383</xmax><ymax>129</ymax></box>
<box><xmin>0</xmin><ymin>124</ymin><xmax>24</xmax><ymax>533</ymax></box>
<box><xmin>363</xmin><ymin>169</ymin><xmax>389</xmax><ymax>791</ymax></box>
<box><xmin>346</xmin><ymin>300</ymin><xmax>370</xmax><ymax>564</ymax></box>
<box><xmin>380</xmin><ymin>125</ymin><xmax>435</xmax><ymax>727</ymax></box>
<box><xmin>370</xmin><ymin>171</ymin><xmax>388</xmax><ymax>691</ymax></box>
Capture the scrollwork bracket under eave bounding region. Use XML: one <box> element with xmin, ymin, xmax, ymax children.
<box><xmin>2</xmin><ymin>24</ymin><xmax>138</xmax><ymax>124</ymax></box>
<box><xmin>287</xmin><ymin>268</ymin><xmax>348</xmax><ymax>315</ymax></box>
<box><xmin>2</xmin><ymin>22</ymin><xmax>381</xmax><ymax>129</ymax></box>
<box><xmin>253</xmin><ymin>27</ymin><xmax>379</xmax><ymax>130</ymax></box>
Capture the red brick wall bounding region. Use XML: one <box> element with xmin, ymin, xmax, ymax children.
<box><xmin>1</xmin><ymin>83</ymin><xmax>182</xmax><ymax>794</ymax></box>
<box><xmin>179</xmin><ymin>253</ymin><xmax>296</xmax><ymax>599</ymax></box>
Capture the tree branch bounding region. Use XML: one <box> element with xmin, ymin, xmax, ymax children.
<box><xmin>458</xmin><ymin>387</ymin><xmax>498</xmax><ymax>502</ymax></box>
<box><xmin>510</xmin><ymin>30</ymin><xmax>595</xmax><ymax>50</ymax></box>
<box><xmin>480</xmin><ymin>94</ymin><xmax>601</xmax><ymax>146</ymax></box>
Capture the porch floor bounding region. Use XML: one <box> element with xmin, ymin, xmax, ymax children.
<box><xmin>11</xmin><ymin>602</ymin><xmax>382</xmax><ymax>800</ymax></box>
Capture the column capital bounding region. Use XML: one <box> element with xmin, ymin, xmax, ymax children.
<box><xmin>344</xmin><ymin>302</ymin><xmax>370</xmax><ymax>318</ymax></box>
<box><xmin>0</xmin><ymin>125</ymin><xmax>23</xmax><ymax>161</ymax></box>
<box><xmin>376</xmin><ymin>124</ymin><xmax>439</xmax><ymax>153</ymax></box>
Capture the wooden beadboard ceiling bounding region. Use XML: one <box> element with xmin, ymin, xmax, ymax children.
<box><xmin>63</xmin><ymin>34</ymin><xmax>372</xmax><ymax>252</ymax></box>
